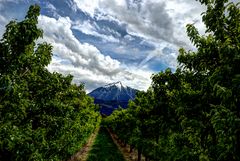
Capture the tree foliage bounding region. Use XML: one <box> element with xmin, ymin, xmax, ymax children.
<box><xmin>105</xmin><ymin>0</ymin><xmax>240</xmax><ymax>160</ymax></box>
<box><xmin>0</xmin><ymin>5</ymin><xmax>101</xmax><ymax>161</ymax></box>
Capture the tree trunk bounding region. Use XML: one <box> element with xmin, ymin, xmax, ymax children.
<box><xmin>130</xmin><ymin>145</ymin><xmax>134</xmax><ymax>153</ymax></box>
<box><xmin>145</xmin><ymin>157</ymin><xmax>149</xmax><ymax>161</ymax></box>
<box><xmin>138</xmin><ymin>147</ymin><xmax>142</xmax><ymax>161</ymax></box>
<box><xmin>236</xmin><ymin>131</ymin><xmax>240</xmax><ymax>160</ymax></box>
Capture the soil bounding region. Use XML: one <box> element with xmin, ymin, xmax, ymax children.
<box><xmin>108</xmin><ymin>129</ymin><xmax>146</xmax><ymax>161</ymax></box>
<box><xmin>67</xmin><ymin>128</ymin><xmax>99</xmax><ymax>161</ymax></box>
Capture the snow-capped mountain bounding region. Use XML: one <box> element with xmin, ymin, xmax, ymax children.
<box><xmin>89</xmin><ymin>81</ymin><xmax>137</xmax><ymax>101</ymax></box>
<box><xmin>88</xmin><ymin>82</ymin><xmax>138</xmax><ymax>115</ymax></box>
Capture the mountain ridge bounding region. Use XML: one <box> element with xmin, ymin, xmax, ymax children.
<box><xmin>88</xmin><ymin>82</ymin><xmax>138</xmax><ymax>115</ymax></box>
<box><xmin>89</xmin><ymin>81</ymin><xmax>138</xmax><ymax>101</ymax></box>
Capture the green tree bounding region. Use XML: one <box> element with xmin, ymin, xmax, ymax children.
<box><xmin>178</xmin><ymin>0</ymin><xmax>240</xmax><ymax>160</ymax></box>
<box><xmin>106</xmin><ymin>0</ymin><xmax>240</xmax><ymax>161</ymax></box>
<box><xmin>0</xmin><ymin>5</ymin><xmax>101</xmax><ymax>161</ymax></box>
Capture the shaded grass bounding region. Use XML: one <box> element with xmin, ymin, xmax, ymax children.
<box><xmin>86</xmin><ymin>127</ymin><xmax>126</xmax><ymax>161</ymax></box>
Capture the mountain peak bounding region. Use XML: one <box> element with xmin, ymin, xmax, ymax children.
<box><xmin>88</xmin><ymin>82</ymin><xmax>138</xmax><ymax>115</ymax></box>
<box><xmin>89</xmin><ymin>82</ymin><xmax>138</xmax><ymax>102</ymax></box>
<box><xmin>104</xmin><ymin>81</ymin><xmax>126</xmax><ymax>90</ymax></box>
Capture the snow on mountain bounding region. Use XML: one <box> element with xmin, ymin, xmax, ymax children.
<box><xmin>89</xmin><ymin>81</ymin><xmax>138</xmax><ymax>101</ymax></box>
<box><xmin>88</xmin><ymin>82</ymin><xmax>138</xmax><ymax>115</ymax></box>
<box><xmin>104</xmin><ymin>81</ymin><xmax>126</xmax><ymax>90</ymax></box>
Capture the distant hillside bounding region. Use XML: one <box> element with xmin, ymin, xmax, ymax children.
<box><xmin>88</xmin><ymin>82</ymin><xmax>138</xmax><ymax>115</ymax></box>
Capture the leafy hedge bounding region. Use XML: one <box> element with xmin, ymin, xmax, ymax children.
<box><xmin>0</xmin><ymin>5</ymin><xmax>101</xmax><ymax>161</ymax></box>
<box><xmin>105</xmin><ymin>1</ymin><xmax>240</xmax><ymax>161</ymax></box>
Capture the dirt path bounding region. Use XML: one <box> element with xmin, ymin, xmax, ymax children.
<box><xmin>68</xmin><ymin>128</ymin><xmax>99</xmax><ymax>161</ymax></box>
<box><xmin>86</xmin><ymin>127</ymin><xmax>125</xmax><ymax>161</ymax></box>
<box><xmin>108</xmin><ymin>129</ymin><xmax>146</xmax><ymax>161</ymax></box>
<box><xmin>68</xmin><ymin>127</ymin><xmax>145</xmax><ymax>161</ymax></box>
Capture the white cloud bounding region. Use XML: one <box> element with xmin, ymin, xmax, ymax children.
<box><xmin>71</xmin><ymin>0</ymin><xmax>205</xmax><ymax>47</ymax></box>
<box><xmin>44</xmin><ymin>2</ymin><xmax>60</xmax><ymax>18</ymax></box>
<box><xmin>45</xmin><ymin>2</ymin><xmax>56</xmax><ymax>11</ymax></box>
<box><xmin>0</xmin><ymin>0</ymin><xmax>209</xmax><ymax>91</ymax></box>
<box><xmin>0</xmin><ymin>13</ymin><xmax>9</xmax><ymax>37</ymax></box>
<box><xmin>138</xmin><ymin>42</ymin><xmax>178</xmax><ymax>69</ymax></box>
<box><xmin>38</xmin><ymin>15</ymin><xmax>121</xmax><ymax>75</ymax></box>
<box><xmin>0</xmin><ymin>15</ymin><xmax>6</xmax><ymax>23</ymax></box>
<box><xmin>48</xmin><ymin>61</ymin><xmax>151</xmax><ymax>92</ymax></box>
<box><xmin>72</xmin><ymin>20</ymin><xmax>120</xmax><ymax>43</ymax></box>
<box><xmin>99</xmin><ymin>0</ymin><xmax>205</xmax><ymax>47</ymax></box>
<box><xmin>66</xmin><ymin>0</ymin><xmax>78</xmax><ymax>12</ymax></box>
<box><xmin>70</xmin><ymin>0</ymin><xmax>206</xmax><ymax>69</ymax></box>
<box><xmin>73</xmin><ymin>0</ymin><xmax>100</xmax><ymax>17</ymax></box>
<box><xmin>38</xmin><ymin>15</ymin><xmax>151</xmax><ymax>91</ymax></box>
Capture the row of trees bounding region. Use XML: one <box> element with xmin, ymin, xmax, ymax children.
<box><xmin>0</xmin><ymin>5</ymin><xmax>101</xmax><ymax>161</ymax></box>
<box><xmin>105</xmin><ymin>0</ymin><xmax>240</xmax><ymax>160</ymax></box>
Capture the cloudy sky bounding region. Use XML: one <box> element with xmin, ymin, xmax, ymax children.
<box><xmin>0</xmin><ymin>0</ymin><xmax>207</xmax><ymax>92</ymax></box>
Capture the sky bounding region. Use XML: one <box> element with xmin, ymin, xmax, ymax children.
<box><xmin>0</xmin><ymin>0</ymin><xmax>207</xmax><ymax>92</ymax></box>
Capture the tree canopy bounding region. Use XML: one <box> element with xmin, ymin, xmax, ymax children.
<box><xmin>0</xmin><ymin>5</ymin><xmax>101</xmax><ymax>161</ymax></box>
<box><xmin>105</xmin><ymin>0</ymin><xmax>240</xmax><ymax>160</ymax></box>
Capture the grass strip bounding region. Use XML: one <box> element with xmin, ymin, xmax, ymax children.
<box><xmin>86</xmin><ymin>127</ymin><xmax>126</xmax><ymax>161</ymax></box>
